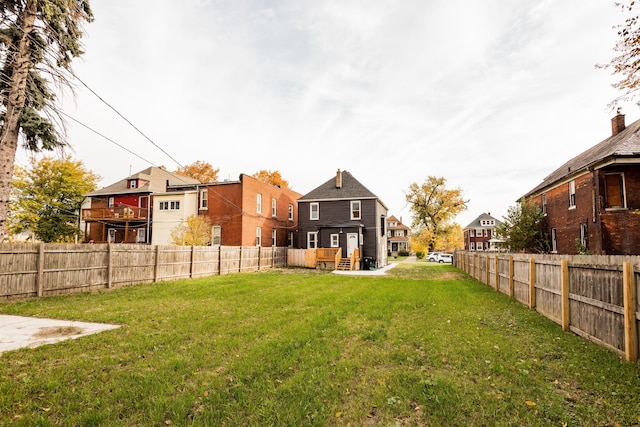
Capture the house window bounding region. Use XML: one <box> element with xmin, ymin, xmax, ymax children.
<box><xmin>310</xmin><ymin>203</ymin><xmax>319</xmax><ymax>220</ymax></box>
<box><xmin>470</xmin><ymin>242</ymin><xmax>475</xmax><ymax>250</ymax></box>
<box><xmin>271</xmin><ymin>229</ymin><xmax>276</xmax><ymax>246</ymax></box>
<box><xmin>307</xmin><ymin>232</ymin><xmax>318</xmax><ymax>249</ymax></box>
<box><xmin>272</xmin><ymin>198</ymin><xmax>277</xmax><ymax>217</ymax></box>
<box><xmin>580</xmin><ymin>223</ymin><xmax>588</xmax><ymax>249</ymax></box>
<box><xmin>604</xmin><ymin>173</ymin><xmax>626</xmax><ymax>209</ymax></box>
<box><xmin>257</xmin><ymin>194</ymin><xmax>262</xmax><ymax>214</ymax></box>
<box><xmin>212</xmin><ymin>225</ymin><xmax>221</xmax><ymax>245</ymax></box>
<box><xmin>108</xmin><ymin>229</ymin><xmax>116</xmax><ymax>243</ymax></box>
<box><xmin>108</xmin><ymin>197</ymin><xmax>114</xmax><ymax>208</ymax></box>
<box><xmin>128</xmin><ymin>179</ymin><xmax>137</xmax><ymax>189</ymax></box>
<box><xmin>483</xmin><ymin>229</ymin><xmax>488</xmax><ymax>237</ymax></box>
<box><xmin>288</xmin><ymin>204</ymin><xmax>294</xmax><ymax>220</ymax></box>
<box><xmin>330</xmin><ymin>234</ymin><xmax>339</xmax><ymax>248</ymax></box>
<box><xmin>159</xmin><ymin>201</ymin><xmax>180</xmax><ymax>211</ymax></box>
<box><xmin>541</xmin><ymin>193</ymin><xmax>547</xmax><ymax>215</ymax></box>
<box><xmin>380</xmin><ymin>215</ymin><xmax>385</xmax><ymax>236</ymax></box>
<box><xmin>551</xmin><ymin>228</ymin><xmax>558</xmax><ymax>253</ymax></box>
<box><xmin>351</xmin><ymin>201</ymin><xmax>361</xmax><ymax>220</ymax></box>
<box><xmin>470</xmin><ymin>229</ymin><xmax>475</xmax><ymax>237</ymax></box>
<box><xmin>256</xmin><ymin>227</ymin><xmax>262</xmax><ymax>247</ymax></box>
<box><xmin>477</xmin><ymin>229</ymin><xmax>483</xmax><ymax>237</ymax></box>
<box><xmin>288</xmin><ymin>231</ymin><xmax>294</xmax><ymax>247</ymax></box>
<box><xmin>137</xmin><ymin>229</ymin><xmax>146</xmax><ymax>243</ymax></box>
<box><xmin>568</xmin><ymin>180</ymin><xmax>576</xmax><ymax>209</ymax></box>
<box><xmin>200</xmin><ymin>190</ymin><xmax>208</xmax><ymax>210</ymax></box>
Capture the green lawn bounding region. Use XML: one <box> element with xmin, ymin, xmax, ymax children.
<box><xmin>1</xmin><ymin>263</ymin><xmax>638</xmax><ymax>426</ymax></box>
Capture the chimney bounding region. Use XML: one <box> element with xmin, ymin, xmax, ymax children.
<box><xmin>611</xmin><ymin>109</ymin><xmax>626</xmax><ymax>136</ymax></box>
<box><xmin>336</xmin><ymin>169</ymin><xmax>342</xmax><ymax>189</ymax></box>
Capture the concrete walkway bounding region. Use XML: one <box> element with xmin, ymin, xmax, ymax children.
<box><xmin>0</xmin><ymin>314</ymin><xmax>119</xmax><ymax>355</ymax></box>
<box><xmin>332</xmin><ymin>261</ymin><xmax>401</xmax><ymax>276</ymax></box>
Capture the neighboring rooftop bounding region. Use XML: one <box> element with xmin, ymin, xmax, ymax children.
<box><xmin>463</xmin><ymin>212</ymin><xmax>501</xmax><ymax>230</ymax></box>
<box><xmin>299</xmin><ymin>169</ymin><xmax>388</xmax><ymax>209</ymax></box>
<box><xmin>87</xmin><ymin>167</ymin><xmax>201</xmax><ymax>196</ymax></box>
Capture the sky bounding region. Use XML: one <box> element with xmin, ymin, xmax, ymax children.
<box><xmin>15</xmin><ymin>0</ymin><xmax>638</xmax><ymax>229</ymax></box>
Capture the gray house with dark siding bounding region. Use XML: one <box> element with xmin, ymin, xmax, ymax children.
<box><xmin>297</xmin><ymin>169</ymin><xmax>388</xmax><ymax>269</ymax></box>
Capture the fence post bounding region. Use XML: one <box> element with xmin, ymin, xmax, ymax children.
<box><xmin>107</xmin><ymin>243</ymin><xmax>113</xmax><ymax>289</ymax></box>
<box><xmin>36</xmin><ymin>242</ymin><xmax>45</xmax><ymax>297</ymax></box>
<box><xmin>623</xmin><ymin>262</ymin><xmax>638</xmax><ymax>362</ymax></box>
<box><xmin>508</xmin><ymin>256</ymin><xmax>514</xmax><ymax>297</ymax></box>
<box><xmin>154</xmin><ymin>245</ymin><xmax>160</xmax><ymax>282</ymax></box>
<box><xmin>485</xmin><ymin>255</ymin><xmax>490</xmax><ymax>286</ymax></box>
<box><xmin>190</xmin><ymin>246</ymin><xmax>195</xmax><ymax>278</ymax></box>
<box><xmin>561</xmin><ymin>259</ymin><xmax>570</xmax><ymax>332</ymax></box>
<box><xmin>529</xmin><ymin>258</ymin><xmax>536</xmax><ymax>309</ymax></box>
<box><xmin>494</xmin><ymin>255</ymin><xmax>499</xmax><ymax>292</ymax></box>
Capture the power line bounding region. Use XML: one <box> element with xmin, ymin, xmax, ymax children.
<box><xmin>72</xmin><ymin>73</ymin><xmax>184</xmax><ymax>169</ymax></box>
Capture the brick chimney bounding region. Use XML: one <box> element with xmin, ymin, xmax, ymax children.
<box><xmin>611</xmin><ymin>109</ymin><xmax>626</xmax><ymax>136</ymax></box>
<box><xmin>336</xmin><ymin>169</ymin><xmax>342</xmax><ymax>189</ymax></box>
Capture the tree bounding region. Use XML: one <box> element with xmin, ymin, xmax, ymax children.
<box><xmin>252</xmin><ymin>169</ymin><xmax>289</xmax><ymax>188</ymax></box>
<box><xmin>9</xmin><ymin>156</ymin><xmax>99</xmax><ymax>242</ymax></box>
<box><xmin>406</xmin><ymin>176</ymin><xmax>468</xmax><ymax>251</ymax></box>
<box><xmin>0</xmin><ymin>0</ymin><xmax>93</xmax><ymax>240</ymax></box>
<box><xmin>597</xmin><ymin>1</ymin><xmax>640</xmax><ymax>106</ymax></box>
<box><xmin>494</xmin><ymin>198</ymin><xmax>548</xmax><ymax>253</ymax></box>
<box><xmin>175</xmin><ymin>161</ymin><xmax>219</xmax><ymax>183</ymax></box>
<box><xmin>170</xmin><ymin>215</ymin><xmax>211</xmax><ymax>246</ymax></box>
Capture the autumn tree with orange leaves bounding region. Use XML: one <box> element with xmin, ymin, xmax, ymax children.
<box><xmin>175</xmin><ymin>161</ymin><xmax>219</xmax><ymax>183</ymax></box>
<box><xmin>252</xmin><ymin>170</ymin><xmax>289</xmax><ymax>188</ymax></box>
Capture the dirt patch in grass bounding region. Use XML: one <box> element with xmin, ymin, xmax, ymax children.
<box><xmin>32</xmin><ymin>326</ymin><xmax>83</xmax><ymax>339</ymax></box>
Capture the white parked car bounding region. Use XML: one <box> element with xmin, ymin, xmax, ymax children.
<box><xmin>437</xmin><ymin>253</ymin><xmax>453</xmax><ymax>263</ymax></box>
<box><xmin>427</xmin><ymin>252</ymin><xmax>440</xmax><ymax>262</ymax></box>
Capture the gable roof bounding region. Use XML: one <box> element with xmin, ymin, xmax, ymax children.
<box><xmin>523</xmin><ymin>115</ymin><xmax>640</xmax><ymax>198</ymax></box>
<box><xmin>299</xmin><ymin>170</ymin><xmax>388</xmax><ymax>209</ymax></box>
<box><xmin>463</xmin><ymin>212</ymin><xmax>501</xmax><ymax>230</ymax></box>
<box><xmin>87</xmin><ymin>167</ymin><xmax>201</xmax><ymax>196</ymax></box>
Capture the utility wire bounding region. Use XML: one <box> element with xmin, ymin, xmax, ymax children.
<box><xmin>71</xmin><ymin>73</ymin><xmax>184</xmax><ymax>169</ymax></box>
<box><xmin>59</xmin><ymin>111</ymin><xmax>158</xmax><ymax>167</ymax></box>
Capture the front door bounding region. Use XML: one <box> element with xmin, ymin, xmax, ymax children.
<box><xmin>347</xmin><ymin>233</ymin><xmax>358</xmax><ymax>257</ymax></box>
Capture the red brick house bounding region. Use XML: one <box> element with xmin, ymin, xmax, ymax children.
<box><xmin>522</xmin><ymin>112</ymin><xmax>640</xmax><ymax>255</ymax></box>
<box><xmin>82</xmin><ymin>167</ymin><xmax>200</xmax><ymax>243</ymax></box>
<box><xmin>463</xmin><ymin>212</ymin><xmax>502</xmax><ymax>251</ymax></box>
<box><xmin>201</xmin><ymin>174</ymin><xmax>301</xmax><ymax>247</ymax></box>
<box><xmin>387</xmin><ymin>215</ymin><xmax>411</xmax><ymax>254</ymax></box>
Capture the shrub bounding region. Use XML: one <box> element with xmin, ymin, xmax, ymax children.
<box><xmin>415</xmin><ymin>250</ymin><xmax>425</xmax><ymax>259</ymax></box>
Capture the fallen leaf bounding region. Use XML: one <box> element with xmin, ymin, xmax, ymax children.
<box><xmin>335</xmin><ymin>412</ymin><xmax>342</xmax><ymax>418</ymax></box>
<box><xmin>524</xmin><ymin>400</ymin><xmax>536</xmax><ymax>406</ymax></box>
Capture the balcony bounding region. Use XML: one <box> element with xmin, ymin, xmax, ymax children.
<box><xmin>82</xmin><ymin>206</ymin><xmax>148</xmax><ymax>221</ymax></box>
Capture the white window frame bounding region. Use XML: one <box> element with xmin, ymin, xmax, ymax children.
<box><xmin>551</xmin><ymin>228</ymin><xmax>558</xmax><ymax>253</ymax></box>
<box><xmin>470</xmin><ymin>242</ymin><xmax>475</xmax><ymax>251</ymax></box>
<box><xmin>350</xmin><ymin>200</ymin><xmax>361</xmax><ymax>220</ymax></box>
<box><xmin>330</xmin><ymin>234</ymin><xmax>339</xmax><ymax>248</ymax></box>
<box><xmin>108</xmin><ymin>197</ymin><xmax>114</xmax><ymax>208</ymax></box>
<box><xmin>307</xmin><ymin>232</ymin><xmax>318</xmax><ymax>249</ymax></box>
<box><xmin>271</xmin><ymin>229</ymin><xmax>277</xmax><ymax>246</ymax></box>
<box><xmin>541</xmin><ymin>193</ymin><xmax>547</xmax><ymax>215</ymax></box>
<box><xmin>580</xmin><ymin>223</ymin><xmax>588</xmax><ymax>248</ymax></box>
<box><xmin>272</xmin><ymin>198</ymin><xmax>277</xmax><ymax>217</ymax></box>
<box><xmin>200</xmin><ymin>189</ymin><xmax>208</xmax><ymax>210</ymax></box>
<box><xmin>568</xmin><ymin>180</ymin><xmax>576</xmax><ymax>209</ymax></box>
<box><xmin>288</xmin><ymin>204</ymin><xmax>294</xmax><ymax>220</ymax></box>
<box><xmin>129</xmin><ymin>180</ymin><xmax>137</xmax><ymax>189</ymax></box>
<box><xmin>170</xmin><ymin>201</ymin><xmax>180</xmax><ymax>210</ymax></box>
<box><xmin>136</xmin><ymin>228</ymin><xmax>146</xmax><ymax>243</ymax></box>
<box><xmin>470</xmin><ymin>229</ymin><xmax>475</xmax><ymax>237</ymax></box>
<box><xmin>257</xmin><ymin>194</ymin><xmax>262</xmax><ymax>214</ymax></box>
<box><xmin>212</xmin><ymin>225</ymin><xmax>221</xmax><ymax>245</ymax></box>
<box><xmin>310</xmin><ymin>203</ymin><xmax>319</xmax><ymax>220</ymax></box>
<box><xmin>288</xmin><ymin>231</ymin><xmax>294</xmax><ymax>247</ymax></box>
<box><xmin>107</xmin><ymin>228</ymin><xmax>116</xmax><ymax>243</ymax></box>
<box><xmin>256</xmin><ymin>227</ymin><xmax>262</xmax><ymax>247</ymax></box>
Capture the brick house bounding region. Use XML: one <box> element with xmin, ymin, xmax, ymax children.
<box><xmin>463</xmin><ymin>212</ymin><xmax>502</xmax><ymax>251</ymax></box>
<box><xmin>297</xmin><ymin>169</ymin><xmax>388</xmax><ymax>269</ymax></box>
<box><xmin>522</xmin><ymin>112</ymin><xmax>640</xmax><ymax>255</ymax></box>
<box><xmin>387</xmin><ymin>215</ymin><xmax>411</xmax><ymax>255</ymax></box>
<box><xmin>200</xmin><ymin>174</ymin><xmax>301</xmax><ymax>247</ymax></box>
<box><xmin>82</xmin><ymin>167</ymin><xmax>200</xmax><ymax>243</ymax></box>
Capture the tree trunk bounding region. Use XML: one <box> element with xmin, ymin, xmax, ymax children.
<box><xmin>0</xmin><ymin>0</ymin><xmax>37</xmax><ymax>240</ymax></box>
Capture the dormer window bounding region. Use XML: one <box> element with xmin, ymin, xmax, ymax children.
<box><xmin>128</xmin><ymin>179</ymin><xmax>137</xmax><ymax>189</ymax></box>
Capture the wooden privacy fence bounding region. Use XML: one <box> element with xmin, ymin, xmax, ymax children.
<box><xmin>0</xmin><ymin>243</ymin><xmax>288</xmax><ymax>301</ymax></box>
<box><xmin>455</xmin><ymin>251</ymin><xmax>640</xmax><ymax>363</ymax></box>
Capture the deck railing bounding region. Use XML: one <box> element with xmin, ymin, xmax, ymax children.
<box><xmin>82</xmin><ymin>207</ymin><xmax>148</xmax><ymax>220</ymax></box>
